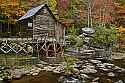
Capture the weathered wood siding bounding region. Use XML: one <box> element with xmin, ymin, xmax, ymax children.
<box><xmin>33</xmin><ymin>8</ymin><xmax>55</xmax><ymax>39</ymax></box>
<box><xmin>33</xmin><ymin>7</ymin><xmax>65</xmax><ymax>44</ymax></box>
<box><xmin>55</xmin><ymin>23</ymin><xmax>65</xmax><ymax>43</ymax></box>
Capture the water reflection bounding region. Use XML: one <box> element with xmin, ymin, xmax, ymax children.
<box><xmin>113</xmin><ymin>58</ymin><xmax>125</xmax><ymax>68</ymax></box>
<box><xmin>0</xmin><ymin>80</ymin><xmax>6</xmax><ymax>83</ymax></box>
<box><xmin>9</xmin><ymin>72</ymin><xmax>59</xmax><ymax>83</ymax></box>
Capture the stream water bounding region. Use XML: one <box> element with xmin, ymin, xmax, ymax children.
<box><xmin>9</xmin><ymin>71</ymin><xmax>60</xmax><ymax>83</ymax></box>
<box><xmin>1</xmin><ymin>58</ymin><xmax>125</xmax><ymax>83</ymax></box>
<box><xmin>112</xmin><ymin>58</ymin><xmax>125</xmax><ymax>69</ymax></box>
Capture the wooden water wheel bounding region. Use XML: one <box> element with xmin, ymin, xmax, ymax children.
<box><xmin>39</xmin><ymin>41</ymin><xmax>64</xmax><ymax>58</ymax></box>
<box><xmin>47</xmin><ymin>42</ymin><xmax>64</xmax><ymax>57</ymax></box>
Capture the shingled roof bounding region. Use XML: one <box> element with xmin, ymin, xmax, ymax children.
<box><xmin>18</xmin><ymin>3</ymin><xmax>56</xmax><ymax>21</ymax></box>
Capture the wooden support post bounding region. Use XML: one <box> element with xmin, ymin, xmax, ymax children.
<box><xmin>53</xmin><ymin>40</ymin><xmax>56</xmax><ymax>57</ymax></box>
<box><xmin>37</xmin><ymin>39</ymin><xmax>40</xmax><ymax>59</ymax></box>
<box><xmin>45</xmin><ymin>33</ymin><xmax>48</xmax><ymax>57</ymax></box>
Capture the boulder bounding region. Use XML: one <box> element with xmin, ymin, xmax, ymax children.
<box><xmin>107</xmin><ymin>72</ymin><xmax>115</xmax><ymax>77</ymax></box>
<box><xmin>53</xmin><ymin>70</ymin><xmax>61</xmax><ymax>74</ymax></box>
<box><xmin>37</xmin><ymin>68</ymin><xmax>42</xmax><ymax>71</ymax></box>
<box><xmin>11</xmin><ymin>69</ymin><xmax>24</xmax><ymax>79</ymax></box>
<box><xmin>91</xmin><ymin>82</ymin><xmax>99</xmax><ymax>83</ymax></box>
<box><xmin>96</xmin><ymin>63</ymin><xmax>105</xmax><ymax>69</ymax></box>
<box><xmin>103</xmin><ymin>63</ymin><xmax>114</xmax><ymax>67</ymax></box>
<box><xmin>113</xmin><ymin>66</ymin><xmax>125</xmax><ymax>73</ymax></box>
<box><xmin>36</xmin><ymin>64</ymin><xmax>44</xmax><ymax>68</ymax></box>
<box><xmin>74</xmin><ymin>63</ymin><xmax>82</xmax><ymax>68</ymax></box>
<box><xmin>39</xmin><ymin>61</ymin><xmax>48</xmax><ymax>65</ymax></box>
<box><xmin>63</xmin><ymin>77</ymin><xmax>81</xmax><ymax>83</ymax></box>
<box><xmin>0</xmin><ymin>78</ymin><xmax>3</xmax><ymax>80</ymax></box>
<box><xmin>115</xmin><ymin>80</ymin><xmax>124</xmax><ymax>83</ymax></box>
<box><xmin>53</xmin><ymin>65</ymin><xmax>64</xmax><ymax>74</ymax></box>
<box><xmin>92</xmin><ymin>77</ymin><xmax>99</xmax><ymax>82</ymax></box>
<box><xmin>86</xmin><ymin>65</ymin><xmax>95</xmax><ymax>69</ymax></box>
<box><xmin>32</xmin><ymin>72</ymin><xmax>39</xmax><ymax>76</ymax></box>
<box><xmin>72</xmin><ymin>68</ymin><xmax>80</xmax><ymax>75</ymax></box>
<box><xmin>80</xmin><ymin>74</ymin><xmax>90</xmax><ymax>79</ymax></box>
<box><xmin>101</xmin><ymin>68</ymin><xmax>111</xmax><ymax>72</ymax></box>
<box><xmin>89</xmin><ymin>60</ymin><xmax>102</xmax><ymax>64</ymax></box>
<box><xmin>58</xmin><ymin>76</ymin><xmax>64</xmax><ymax>83</ymax></box>
<box><xmin>80</xmin><ymin>68</ymin><xmax>97</xmax><ymax>74</ymax></box>
<box><xmin>44</xmin><ymin>66</ymin><xmax>55</xmax><ymax>72</ymax></box>
<box><xmin>23</xmin><ymin>70</ymin><xmax>30</xmax><ymax>75</ymax></box>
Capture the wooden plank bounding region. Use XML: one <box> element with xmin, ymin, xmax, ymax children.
<box><xmin>0</xmin><ymin>38</ymin><xmax>33</xmax><ymax>41</ymax></box>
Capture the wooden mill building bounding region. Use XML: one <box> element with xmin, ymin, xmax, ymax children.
<box><xmin>0</xmin><ymin>3</ymin><xmax>65</xmax><ymax>61</ymax></box>
<box><xmin>19</xmin><ymin>3</ymin><xmax>65</xmax><ymax>43</ymax></box>
<box><xmin>19</xmin><ymin>3</ymin><xmax>66</xmax><ymax>59</ymax></box>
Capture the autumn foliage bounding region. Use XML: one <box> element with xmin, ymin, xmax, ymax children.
<box><xmin>56</xmin><ymin>0</ymin><xmax>70</xmax><ymax>16</ymax></box>
<box><xmin>92</xmin><ymin>0</ymin><xmax>115</xmax><ymax>24</ymax></box>
<box><xmin>0</xmin><ymin>0</ymin><xmax>25</xmax><ymax>23</ymax></box>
